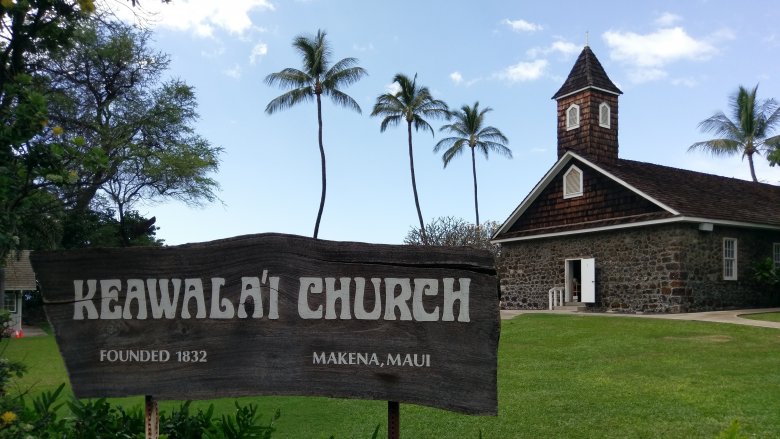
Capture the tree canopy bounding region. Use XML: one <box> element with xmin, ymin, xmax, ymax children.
<box><xmin>689</xmin><ymin>84</ymin><xmax>780</xmax><ymax>182</ymax></box>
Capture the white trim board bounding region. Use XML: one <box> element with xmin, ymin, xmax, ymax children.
<box><xmin>492</xmin><ymin>216</ymin><xmax>780</xmax><ymax>244</ymax></box>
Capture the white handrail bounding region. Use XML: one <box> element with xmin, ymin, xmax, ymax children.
<box><xmin>548</xmin><ymin>287</ymin><xmax>564</xmax><ymax>310</ymax></box>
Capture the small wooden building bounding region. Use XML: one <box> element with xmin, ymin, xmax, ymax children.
<box><xmin>3</xmin><ymin>251</ymin><xmax>36</xmax><ymax>332</ymax></box>
<box><xmin>492</xmin><ymin>46</ymin><xmax>780</xmax><ymax>313</ymax></box>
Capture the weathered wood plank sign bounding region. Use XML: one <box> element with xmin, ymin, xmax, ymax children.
<box><xmin>31</xmin><ymin>233</ymin><xmax>499</xmax><ymax>415</ymax></box>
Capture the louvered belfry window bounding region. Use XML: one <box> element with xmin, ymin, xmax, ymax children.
<box><xmin>566</xmin><ymin>104</ymin><xmax>580</xmax><ymax>130</ymax></box>
<box><xmin>599</xmin><ymin>102</ymin><xmax>610</xmax><ymax>128</ymax></box>
<box><xmin>563</xmin><ymin>166</ymin><xmax>583</xmax><ymax>199</ymax></box>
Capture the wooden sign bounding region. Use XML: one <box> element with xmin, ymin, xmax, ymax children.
<box><xmin>31</xmin><ymin>233</ymin><xmax>499</xmax><ymax>415</ymax></box>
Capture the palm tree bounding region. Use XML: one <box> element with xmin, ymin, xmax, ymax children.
<box><xmin>371</xmin><ymin>73</ymin><xmax>449</xmax><ymax>243</ymax></box>
<box><xmin>689</xmin><ymin>84</ymin><xmax>780</xmax><ymax>182</ymax></box>
<box><xmin>264</xmin><ymin>29</ymin><xmax>366</xmax><ymax>238</ymax></box>
<box><xmin>435</xmin><ymin>102</ymin><xmax>511</xmax><ymax>226</ymax></box>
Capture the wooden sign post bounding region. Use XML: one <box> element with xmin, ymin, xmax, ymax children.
<box><xmin>32</xmin><ymin>233</ymin><xmax>500</xmax><ymax>434</ymax></box>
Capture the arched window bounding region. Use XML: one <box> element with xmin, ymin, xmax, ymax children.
<box><xmin>563</xmin><ymin>165</ymin><xmax>583</xmax><ymax>199</ymax></box>
<box><xmin>599</xmin><ymin>102</ymin><xmax>611</xmax><ymax>128</ymax></box>
<box><xmin>566</xmin><ymin>104</ymin><xmax>580</xmax><ymax>130</ymax></box>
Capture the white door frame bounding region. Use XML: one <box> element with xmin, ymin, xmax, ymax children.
<box><xmin>565</xmin><ymin>258</ymin><xmax>596</xmax><ymax>303</ymax></box>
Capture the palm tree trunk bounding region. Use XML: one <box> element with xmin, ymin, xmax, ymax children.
<box><xmin>407</xmin><ymin>121</ymin><xmax>427</xmax><ymax>244</ymax></box>
<box><xmin>747</xmin><ymin>151</ymin><xmax>758</xmax><ymax>182</ymax></box>
<box><xmin>313</xmin><ymin>93</ymin><xmax>326</xmax><ymax>239</ymax></box>
<box><xmin>471</xmin><ymin>147</ymin><xmax>479</xmax><ymax>226</ymax></box>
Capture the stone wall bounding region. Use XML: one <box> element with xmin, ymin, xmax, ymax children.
<box><xmin>497</xmin><ymin>223</ymin><xmax>780</xmax><ymax>313</ymax></box>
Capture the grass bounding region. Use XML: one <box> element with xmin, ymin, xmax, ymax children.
<box><xmin>5</xmin><ymin>315</ymin><xmax>780</xmax><ymax>438</ymax></box>
<box><xmin>740</xmin><ymin>311</ymin><xmax>780</xmax><ymax>323</ymax></box>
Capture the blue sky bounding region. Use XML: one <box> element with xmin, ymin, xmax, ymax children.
<box><xmin>109</xmin><ymin>0</ymin><xmax>780</xmax><ymax>245</ymax></box>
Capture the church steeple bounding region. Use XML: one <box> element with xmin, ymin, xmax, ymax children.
<box><xmin>553</xmin><ymin>46</ymin><xmax>622</xmax><ymax>162</ymax></box>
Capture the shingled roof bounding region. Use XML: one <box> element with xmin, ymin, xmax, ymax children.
<box><xmin>3</xmin><ymin>250</ymin><xmax>36</xmax><ymax>291</ymax></box>
<box><xmin>600</xmin><ymin>158</ymin><xmax>780</xmax><ymax>227</ymax></box>
<box><xmin>493</xmin><ymin>152</ymin><xmax>780</xmax><ymax>242</ymax></box>
<box><xmin>552</xmin><ymin>46</ymin><xmax>622</xmax><ymax>99</ymax></box>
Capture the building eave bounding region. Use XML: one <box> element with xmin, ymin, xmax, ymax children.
<box><xmin>491</xmin><ymin>216</ymin><xmax>780</xmax><ymax>244</ymax></box>
<box><xmin>552</xmin><ymin>85</ymin><xmax>622</xmax><ymax>100</ymax></box>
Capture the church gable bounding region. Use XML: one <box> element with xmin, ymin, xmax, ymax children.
<box><xmin>505</xmin><ymin>159</ymin><xmax>670</xmax><ymax>237</ymax></box>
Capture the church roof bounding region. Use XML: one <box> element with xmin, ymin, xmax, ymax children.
<box><xmin>3</xmin><ymin>250</ymin><xmax>36</xmax><ymax>291</ymax></box>
<box><xmin>492</xmin><ymin>152</ymin><xmax>780</xmax><ymax>242</ymax></box>
<box><xmin>552</xmin><ymin>46</ymin><xmax>622</xmax><ymax>99</ymax></box>
<box><xmin>600</xmin><ymin>158</ymin><xmax>780</xmax><ymax>227</ymax></box>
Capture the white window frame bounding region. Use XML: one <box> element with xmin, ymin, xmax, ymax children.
<box><xmin>723</xmin><ymin>238</ymin><xmax>738</xmax><ymax>281</ymax></box>
<box><xmin>563</xmin><ymin>165</ymin><xmax>583</xmax><ymax>199</ymax></box>
<box><xmin>773</xmin><ymin>242</ymin><xmax>780</xmax><ymax>269</ymax></box>
<box><xmin>599</xmin><ymin>102</ymin><xmax>611</xmax><ymax>128</ymax></box>
<box><xmin>566</xmin><ymin>104</ymin><xmax>580</xmax><ymax>130</ymax></box>
<box><xmin>3</xmin><ymin>292</ymin><xmax>16</xmax><ymax>313</ymax></box>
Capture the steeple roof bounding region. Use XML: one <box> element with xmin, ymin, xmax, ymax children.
<box><xmin>552</xmin><ymin>46</ymin><xmax>622</xmax><ymax>99</ymax></box>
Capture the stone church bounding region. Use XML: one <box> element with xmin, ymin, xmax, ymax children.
<box><xmin>492</xmin><ymin>46</ymin><xmax>780</xmax><ymax>313</ymax></box>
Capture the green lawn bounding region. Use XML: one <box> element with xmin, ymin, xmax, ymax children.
<box><xmin>5</xmin><ymin>315</ymin><xmax>780</xmax><ymax>438</ymax></box>
<box><xmin>741</xmin><ymin>312</ymin><xmax>780</xmax><ymax>323</ymax></box>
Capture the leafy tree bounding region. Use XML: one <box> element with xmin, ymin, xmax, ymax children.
<box><xmin>435</xmin><ymin>102</ymin><xmax>511</xmax><ymax>225</ymax></box>
<box><xmin>689</xmin><ymin>84</ymin><xmax>780</xmax><ymax>182</ymax></box>
<box><xmin>44</xmin><ymin>20</ymin><xmax>221</xmax><ymax>246</ymax></box>
<box><xmin>371</xmin><ymin>73</ymin><xmax>449</xmax><ymax>243</ymax></box>
<box><xmin>0</xmin><ymin>0</ymin><xmax>171</xmax><ymax>298</ymax></box>
<box><xmin>264</xmin><ymin>29</ymin><xmax>366</xmax><ymax>239</ymax></box>
<box><xmin>404</xmin><ymin>216</ymin><xmax>500</xmax><ymax>256</ymax></box>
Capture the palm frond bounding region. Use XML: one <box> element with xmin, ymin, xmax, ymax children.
<box><xmin>441</xmin><ymin>141</ymin><xmax>468</xmax><ymax>167</ymax></box>
<box><xmin>688</xmin><ymin>139</ymin><xmax>742</xmax><ymax>156</ymax></box>
<box><xmin>412</xmin><ymin>115</ymin><xmax>435</xmax><ymax>136</ymax></box>
<box><xmin>293</xmin><ymin>29</ymin><xmax>331</xmax><ymax>77</ymax></box>
<box><xmin>324</xmin><ymin>58</ymin><xmax>367</xmax><ymax>86</ymax></box>
<box><xmin>265</xmin><ymin>87</ymin><xmax>314</xmax><ymax>114</ymax></box>
<box><xmin>477</xmin><ymin>140</ymin><xmax>513</xmax><ymax>159</ymax></box>
<box><xmin>264</xmin><ymin>68</ymin><xmax>312</xmax><ymax>89</ymax></box>
<box><xmin>433</xmin><ymin>136</ymin><xmax>461</xmax><ymax>153</ymax></box>
<box><xmin>697</xmin><ymin>112</ymin><xmax>740</xmax><ymax>140</ymax></box>
<box><xmin>378</xmin><ymin>114</ymin><xmax>403</xmax><ymax>132</ymax></box>
<box><xmin>477</xmin><ymin>126</ymin><xmax>509</xmax><ymax>144</ymax></box>
<box><xmin>323</xmin><ymin>88</ymin><xmax>362</xmax><ymax>114</ymax></box>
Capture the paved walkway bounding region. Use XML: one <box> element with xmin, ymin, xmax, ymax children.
<box><xmin>18</xmin><ymin>325</ymin><xmax>48</xmax><ymax>337</ymax></box>
<box><xmin>500</xmin><ymin>307</ymin><xmax>780</xmax><ymax>329</ymax></box>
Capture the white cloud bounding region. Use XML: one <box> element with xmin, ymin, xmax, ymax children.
<box><xmin>249</xmin><ymin>42</ymin><xmax>268</xmax><ymax>64</ymax></box>
<box><xmin>223</xmin><ymin>64</ymin><xmax>242</xmax><ymax>79</ymax></box>
<box><xmin>603</xmin><ymin>27</ymin><xmax>716</xmax><ymax>68</ymax></box>
<box><xmin>385</xmin><ymin>82</ymin><xmax>402</xmax><ymax>95</ymax></box>
<box><xmin>497</xmin><ymin>59</ymin><xmax>548</xmax><ymax>82</ymax></box>
<box><xmin>527</xmin><ymin>39</ymin><xmax>579</xmax><ymax>59</ymax></box>
<box><xmin>628</xmin><ymin>68</ymin><xmax>667</xmax><ymax>83</ymax></box>
<box><xmin>352</xmin><ymin>43</ymin><xmax>375</xmax><ymax>52</ymax></box>
<box><xmin>450</xmin><ymin>71</ymin><xmax>464</xmax><ymax>85</ymax></box>
<box><xmin>200</xmin><ymin>47</ymin><xmax>226</xmax><ymax>58</ymax></box>
<box><xmin>671</xmin><ymin>77</ymin><xmax>699</xmax><ymax>87</ymax></box>
<box><xmin>655</xmin><ymin>12</ymin><xmax>682</xmax><ymax>27</ymax></box>
<box><xmin>603</xmin><ymin>26</ymin><xmax>732</xmax><ymax>84</ymax></box>
<box><xmin>503</xmin><ymin>18</ymin><xmax>543</xmax><ymax>32</ymax></box>
<box><xmin>106</xmin><ymin>0</ymin><xmax>275</xmax><ymax>37</ymax></box>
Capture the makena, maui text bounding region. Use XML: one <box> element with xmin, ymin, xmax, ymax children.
<box><xmin>312</xmin><ymin>352</ymin><xmax>431</xmax><ymax>368</ymax></box>
<box><xmin>72</xmin><ymin>276</ymin><xmax>471</xmax><ymax>322</ymax></box>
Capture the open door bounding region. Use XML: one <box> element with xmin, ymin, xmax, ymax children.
<box><xmin>581</xmin><ymin>258</ymin><xmax>595</xmax><ymax>303</ymax></box>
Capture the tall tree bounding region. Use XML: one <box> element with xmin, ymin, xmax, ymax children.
<box><xmin>689</xmin><ymin>84</ymin><xmax>780</xmax><ymax>182</ymax></box>
<box><xmin>45</xmin><ymin>20</ymin><xmax>221</xmax><ymax>246</ymax></box>
<box><xmin>264</xmin><ymin>29</ymin><xmax>366</xmax><ymax>239</ymax></box>
<box><xmin>371</xmin><ymin>74</ymin><xmax>449</xmax><ymax>243</ymax></box>
<box><xmin>435</xmin><ymin>102</ymin><xmax>511</xmax><ymax>225</ymax></box>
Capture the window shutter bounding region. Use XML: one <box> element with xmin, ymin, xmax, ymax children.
<box><xmin>563</xmin><ymin>166</ymin><xmax>583</xmax><ymax>198</ymax></box>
